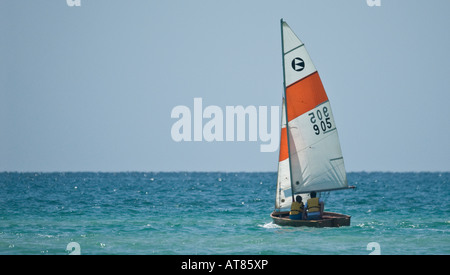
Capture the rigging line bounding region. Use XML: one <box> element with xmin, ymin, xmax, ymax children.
<box><xmin>284</xmin><ymin>43</ymin><xmax>305</xmax><ymax>55</ymax></box>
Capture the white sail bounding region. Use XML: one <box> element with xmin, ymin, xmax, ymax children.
<box><xmin>280</xmin><ymin>20</ymin><xmax>348</xmax><ymax>195</ymax></box>
<box><xmin>275</xmin><ymin>98</ymin><xmax>311</xmax><ymax>210</ymax></box>
<box><xmin>275</xmin><ymin>98</ymin><xmax>292</xmax><ymax>209</ymax></box>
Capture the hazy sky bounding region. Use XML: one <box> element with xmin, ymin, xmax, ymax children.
<box><xmin>1</xmin><ymin>0</ymin><xmax>449</xmax><ymax>172</ymax></box>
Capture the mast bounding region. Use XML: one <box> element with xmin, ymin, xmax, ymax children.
<box><xmin>280</xmin><ymin>18</ymin><xmax>296</xmax><ymax>202</ymax></box>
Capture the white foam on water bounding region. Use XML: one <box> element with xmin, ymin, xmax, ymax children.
<box><xmin>259</xmin><ymin>222</ymin><xmax>281</xmax><ymax>229</ymax></box>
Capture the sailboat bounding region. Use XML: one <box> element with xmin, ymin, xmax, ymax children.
<box><xmin>270</xmin><ymin>19</ymin><xmax>354</xmax><ymax>227</ymax></box>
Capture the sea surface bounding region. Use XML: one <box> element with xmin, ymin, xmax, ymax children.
<box><xmin>0</xmin><ymin>172</ymin><xmax>448</xmax><ymax>255</ymax></box>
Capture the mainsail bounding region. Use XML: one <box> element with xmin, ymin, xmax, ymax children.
<box><xmin>275</xmin><ymin>97</ymin><xmax>312</xmax><ymax>209</ymax></box>
<box><xmin>276</xmin><ymin>19</ymin><xmax>348</xmax><ymax>209</ymax></box>
<box><xmin>275</xmin><ymin>98</ymin><xmax>292</xmax><ymax>209</ymax></box>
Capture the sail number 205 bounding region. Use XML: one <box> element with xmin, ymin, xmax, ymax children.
<box><xmin>308</xmin><ymin>106</ymin><xmax>333</xmax><ymax>135</ymax></box>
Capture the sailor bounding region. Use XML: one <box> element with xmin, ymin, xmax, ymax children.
<box><xmin>305</xmin><ymin>191</ymin><xmax>324</xmax><ymax>220</ymax></box>
<box><xmin>289</xmin><ymin>195</ymin><xmax>305</xmax><ymax>220</ymax></box>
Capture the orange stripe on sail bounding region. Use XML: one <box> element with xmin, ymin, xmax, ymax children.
<box><xmin>286</xmin><ymin>72</ymin><xmax>328</xmax><ymax>122</ymax></box>
<box><xmin>279</xmin><ymin>127</ymin><xmax>289</xmax><ymax>162</ymax></box>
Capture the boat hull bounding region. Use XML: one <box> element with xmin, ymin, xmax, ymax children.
<box><xmin>271</xmin><ymin>211</ymin><xmax>351</xmax><ymax>228</ymax></box>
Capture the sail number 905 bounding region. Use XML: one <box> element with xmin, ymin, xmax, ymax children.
<box><xmin>308</xmin><ymin>106</ymin><xmax>333</xmax><ymax>135</ymax></box>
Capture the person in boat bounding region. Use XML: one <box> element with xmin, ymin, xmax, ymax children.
<box><xmin>289</xmin><ymin>195</ymin><xmax>305</xmax><ymax>220</ymax></box>
<box><xmin>305</xmin><ymin>191</ymin><xmax>324</xmax><ymax>220</ymax></box>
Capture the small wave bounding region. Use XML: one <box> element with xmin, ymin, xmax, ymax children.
<box><xmin>37</xmin><ymin>234</ymin><xmax>56</xmax><ymax>238</ymax></box>
<box><xmin>355</xmin><ymin>221</ymin><xmax>384</xmax><ymax>229</ymax></box>
<box><xmin>259</xmin><ymin>222</ymin><xmax>281</xmax><ymax>229</ymax></box>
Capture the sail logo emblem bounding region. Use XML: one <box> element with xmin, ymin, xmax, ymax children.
<box><xmin>291</xmin><ymin>57</ymin><xmax>305</xmax><ymax>72</ymax></box>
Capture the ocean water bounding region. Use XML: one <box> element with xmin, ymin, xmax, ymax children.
<box><xmin>0</xmin><ymin>172</ymin><xmax>448</xmax><ymax>255</ymax></box>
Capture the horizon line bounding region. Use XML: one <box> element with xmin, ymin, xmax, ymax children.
<box><xmin>0</xmin><ymin>170</ymin><xmax>448</xmax><ymax>174</ymax></box>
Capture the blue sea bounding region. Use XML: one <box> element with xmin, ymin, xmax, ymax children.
<box><xmin>0</xmin><ymin>172</ymin><xmax>448</xmax><ymax>255</ymax></box>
